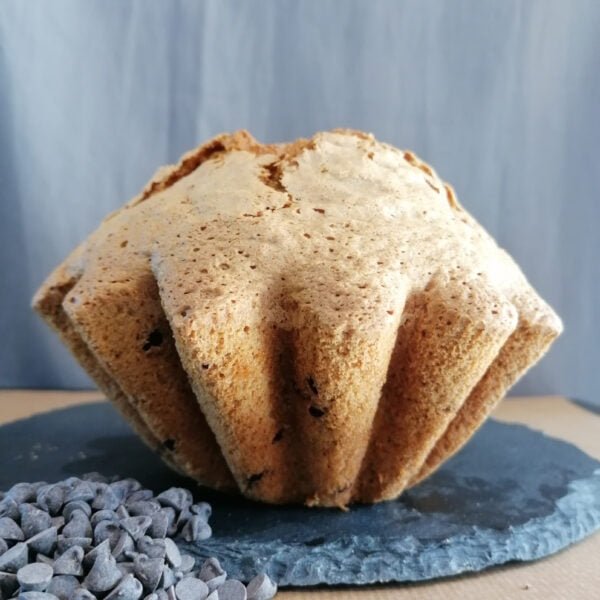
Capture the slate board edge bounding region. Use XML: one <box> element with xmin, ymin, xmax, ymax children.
<box><xmin>2</xmin><ymin>397</ymin><xmax>600</xmax><ymax>587</ymax></box>
<box><xmin>182</xmin><ymin>469</ymin><xmax>600</xmax><ymax>586</ymax></box>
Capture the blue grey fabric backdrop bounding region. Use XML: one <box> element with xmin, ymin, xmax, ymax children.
<box><xmin>0</xmin><ymin>0</ymin><xmax>598</xmax><ymax>402</ymax></box>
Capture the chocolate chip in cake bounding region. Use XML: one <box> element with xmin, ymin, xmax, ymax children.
<box><xmin>143</xmin><ymin>330</ymin><xmax>164</xmax><ymax>352</ymax></box>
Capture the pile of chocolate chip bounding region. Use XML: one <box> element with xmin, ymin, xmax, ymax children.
<box><xmin>0</xmin><ymin>474</ymin><xmax>277</xmax><ymax>600</ymax></box>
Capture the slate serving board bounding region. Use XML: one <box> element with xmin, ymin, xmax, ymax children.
<box><xmin>0</xmin><ymin>402</ymin><xmax>599</xmax><ymax>586</ymax></box>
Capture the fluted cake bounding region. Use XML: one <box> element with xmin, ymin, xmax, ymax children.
<box><xmin>33</xmin><ymin>129</ymin><xmax>562</xmax><ymax>507</ymax></box>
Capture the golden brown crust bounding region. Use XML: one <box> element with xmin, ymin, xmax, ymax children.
<box><xmin>31</xmin><ymin>249</ymin><xmax>161</xmax><ymax>454</ymax></box>
<box><xmin>33</xmin><ymin>129</ymin><xmax>562</xmax><ymax>506</ymax></box>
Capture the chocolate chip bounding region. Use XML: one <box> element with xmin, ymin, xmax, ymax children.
<box><xmin>180</xmin><ymin>516</ymin><xmax>211</xmax><ymax>542</ymax></box>
<box><xmin>70</xmin><ymin>588</ymin><xmax>96</xmax><ymax>600</ymax></box>
<box><xmin>120</xmin><ymin>517</ymin><xmax>152</xmax><ymax>541</ymax></box>
<box><xmin>83</xmin><ymin>538</ymin><xmax>110</xmax><ymax>570</ymax></box>
<box><xmin>18</xmin><ymin>592</ymin><xmax>60</xmax><ymax>600</ymax></box>
<box><xmin>105</xmin><ymin>573</ymin><xmax>144</xmax><ymax>600</ymax></box>
<box><xmin>0</xmin><ymin>516</ymin><xmax>24</xmax><ymax>541</ymax></box>
<box><xmin>127</xmin><ymin>490</ymin><xmax>154</xmax><ymax>504</ymax></box>
<box><xmin>35</xmin><ymin>554</ymin><xmax>54</xmax><ymax>566</ymax></box>
<box><xmin>246</xmin><ymin>473</ymin><xmax>264</xmax><ymax>488</ymax></box>
<box><xmin>16</xmin><ymin>562</ymin><xmax>54</xmax><ymax>592</ymax></box>
<box><xmin>62</xmin><ymin>502</ymin><xmax>91</xmax><ymax>522</ymax></box>
<box><xmin>90</xmin><ymin>510</ymin><xmax>118</xmax><ymax>527</ymax></box>
<box><xmin>156</xmin><ymin>489</ymin><xmax>192</xmax><ymax>513</ymax></box>
<box><xmin>0</xmin><ymin>497</ymin><xmax>20</xmax><ymax>520</ymax></box>
<box><xmin>189</xmin><ymin>503</ymin><xmax>211</xmax><ymax>522</ymax></box>
<box><xmin>93</xmin><ymin>520</ymin><xmax>121</xmax><ymax>549</ymax></box>
<box><xmin>198</xmin><ymin>558</ymin><xmax>226</xmax><ymax>591</ymax></box>
<box><xmin>20</xmin><ymin>505</ymin><xmax>52</xmax><ymax>539</ymax></box>
<box><xmin>158</xmin><ymin>509</ymin><xmax>177</xmax><ymax>538</ymax></box>
<box><xmin>162</xmin><ymin>440</ymin><xmax>176</xmax><ymax>452</ymax></box>
<box><xmin>112</xmin><ymin>532</ymin><xmax>135</xmax><ymax>561</ymax></box>
<box><xmin>149</xmin><ymin>512</ymin><xmax>169</xmax><ymax>539</ymax></box>
<box><xmin>52</xmin><ymin>546</ymin><xmax>84</xmax><ymax>576</ymax></box>
<box><xmin>160</xmin><ymin>566</ymin><xmax>176</xmax><ymax>590</ymax></box>
<box><xmin>116</xmin><ymin>505</ymin><xmax>130</xmax><ymax>520</ymax></box>
<box><xmin>62</xmin><ymin>511</ymin><xmax>92</xmax><ymax>539</ymax></box>
<box><xmin>82</xmin><ymin>472</ymin><xmax>109</xmax><ymax>484</ymax></box>
<box><xmin>0</xmin><ymin>542</ymin><xmax>28</xmax><ymax>573</ymax></box>
<box><xmin>84</xmin><ymin>552</ymin><xmax>122</xmax><ymax>593</ymax></box>
<box><xmin>118</xmin><ymin>562</ymin><xmax>136</xmax><ymax>576</ymax></box>
<box><xmin>204</xmin><ymin>575</ymin><xmax>226</xmax><ymax>593</ymax></box>
<box><xmin>64</xmin><ymin>483</ymin><xmax>94</xmax><ymax>504</ymax></box>
<box><xmin>127</xmin><ymin>502</ymin><xmax>161</xmax><ymax>517</ymax></box>
<box><xmin>175</xmin><ymin>509</ymin><xmax>192</xmax><ymax>533</ymax></box>
<box><xmin>110</xmin><ymin>480</ymin><xmax>142</xmax><ymax>502</ymax></box>
<box><xmin>7</xmin><ymin>483</ymin><xmax>38</xmax><ymax>504</ymax></box>
<box><xmin>246</xmin><ymin>574</ymin><xmax>277</xmax><ymax>600</ymax></box>
<box><xmin>134</xmin><ymin>556</ymin><xmax>163</xmax><ymax>592</ymax></box>
<box><xmin>136</xmin><ymin>537</ymin><xmax>166</xmax><ymax>560</ymax></box>
<box><xmin>46</xmin><ymin>575</ymin><xmax>80</xmax><ymax>600</ymax></box>
<box><xmin>26</xmin><ymin>528</ymin><xmax>58</xmax><ymax>556</ymax></box>
<box><xmin>36</xmin><ymin>487</ymin><xmax>64</xmax><ymax>517</ymax></box>
<box><xmin>308</xmin><ymin>405</ymin><xmax>325</xmax><ymax>418</ymax></box>
<box><xmin>178</xmin><ymin>556</ymin><xmax>194</xmax><ymax>574</ymax></box>
<box><xmin>0</xmin><ymin>571</ymin><xmax>18</xmax><ymax>596</ymax></box>
<box><xmin>217</xmin><ymin>580</ymin><xmax>246</xmax><ymax>600</ymax></box>
<box><xmin>56</xmin><ymin>536</ymin><xmax>92</xmax><ymax>554</ymax></box>
<box><xmin>174</xmin><ymin>578</ymin><xmax>208</xmax><ymax>600</ymax></box>
<box><xmin>143</xmin><ymin>330</ymin><xmax>164</xmax><ymax>352</ymax></box>
<box><xmin>92</xmin><ymin>487</ymin><xmax>120</xmax><ymax>512</ymax></box>
<box><xmin>163</xmin><ymin>539</ymin><xmax>181</xmax><ymax>569</ymax></box>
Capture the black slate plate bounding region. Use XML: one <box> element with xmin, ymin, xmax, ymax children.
<box><xmin>0</xmin><ymin>401</ymin><xmax>599</xmax><ymax>585</ymax></box>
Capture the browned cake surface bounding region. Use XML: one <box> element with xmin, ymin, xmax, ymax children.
<box><xmin>33</xmin><ymin>129</ymin><xmax>562</xmax><ymax>506</ymax></box>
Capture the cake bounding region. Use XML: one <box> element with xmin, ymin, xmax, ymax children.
<box><xmin>33</xmin><ymin>129</ymin><xmax>562</xmax><ymax>507</ymax></box>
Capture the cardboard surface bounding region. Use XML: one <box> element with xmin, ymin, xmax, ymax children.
<box><xmin>1</xmin><ymin>392</ymin><xmax>598</xmax><ymax>598</ymax></box>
